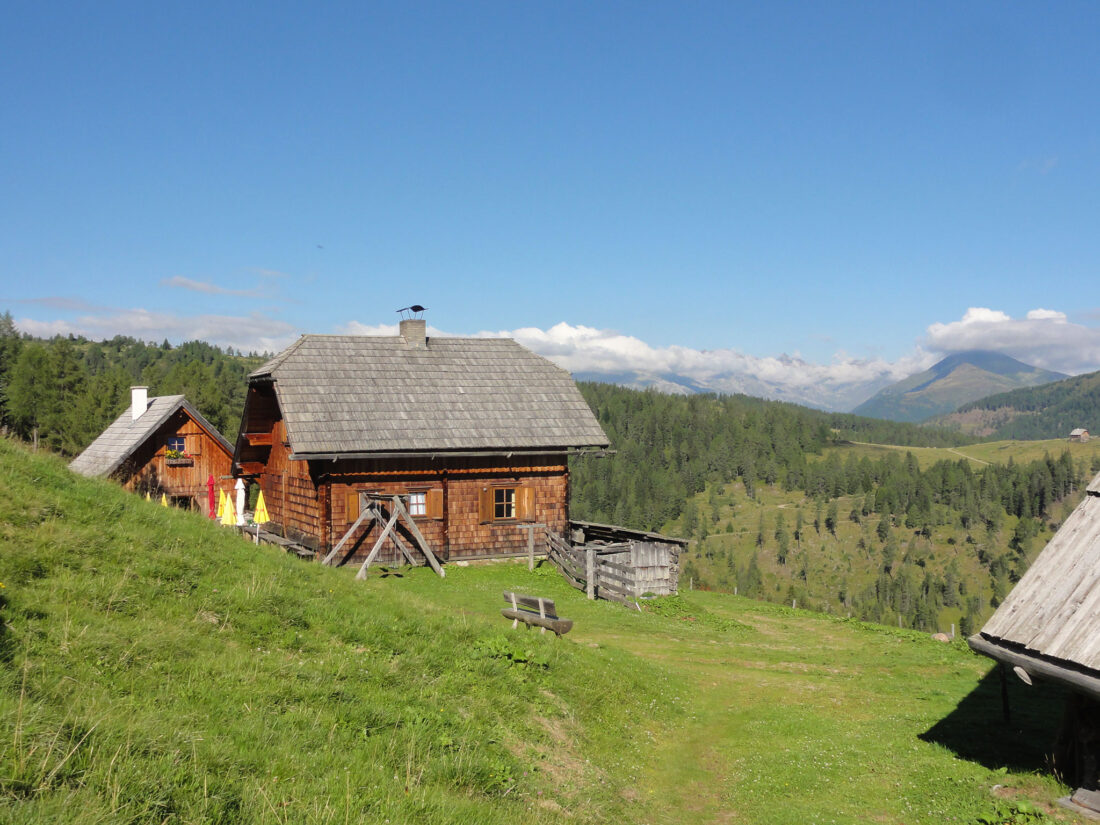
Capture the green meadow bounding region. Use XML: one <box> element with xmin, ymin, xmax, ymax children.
<box><xmin>0</xmin><ymin>439</ymin><xmax>1086</xmax><ymax>823</ymax></box>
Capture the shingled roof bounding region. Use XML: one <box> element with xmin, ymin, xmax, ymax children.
<box><xmin>969</xmin><ymin>471</ymin><xmax>1100</xmax><ymax>699</ymax></box>
<box><xmin>70</xmin><ymin>395</ymin><xmax>233</xmax><ymax>478</ymax></box>
<box><xmin>249</xmin><ymin>333</ymin><xmax>609</xmax><ymax>455</ymax></box>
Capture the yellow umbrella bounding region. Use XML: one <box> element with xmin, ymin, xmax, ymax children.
<box><xmin>145</xmin><ymin>491</ymin><xmax>151</xmax><ymax>502</ymax></box>
<box><xmin>160</xmin><ymin>493</ymin><xmax>168</xmax><ymax>507</ymax></box>
<box><xmin>218</xmin><ymin>489</ymin><xmax>227</xmax><ymax>517</ymax></box>
<box><xmin>220</xmin><ymin>490</ymin><xmax>236</xmax><ymax>526</ymax></box>
<box><xmin>254</xmin><ymin>490</ymin><xmax>270</xmax><ymax>524</ymax></box>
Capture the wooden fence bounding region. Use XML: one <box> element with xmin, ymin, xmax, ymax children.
<box><xmin>546</xmin><ymin>524</ymin><xmax>682</xmax><ymax>606</ymax></box>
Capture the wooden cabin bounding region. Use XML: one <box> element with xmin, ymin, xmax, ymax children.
<box><xmin>233</xmin><ymin>319</ymin><xmax>609</xmax><ymax>565</ymax></box>
<box><xmin>70</xmin><ymin>386</ymin><xmax>234</xmax><ymax>514</ymax></box>
<box><xmin>1070</xmin><ymin>428</ymin><xmax>1090</xmax><ymax>443</ymax></box>
<box><xmin>969</xmin><ymin>471</ymin><xmax>1100</xmax><ymax>805</ymax></box>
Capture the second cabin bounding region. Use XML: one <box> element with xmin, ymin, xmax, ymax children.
<box><xmin>233</xmin><ymin>318</ymin><xmax>609</xmax><ymax>565</ymax></box>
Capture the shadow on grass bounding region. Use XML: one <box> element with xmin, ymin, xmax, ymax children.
<box><xmin>921</xmin><ymin>666</ymin><xmax>1068</xmax><ymax>774</ymax></box>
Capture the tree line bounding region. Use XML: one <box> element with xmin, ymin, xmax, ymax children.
<box><xmin>569</xmin><ymin>382</ymin><xmax>1091</xmax><ymax>633</ymax></box>
<box><xmin>569</xmin><ymin>381</ymin><xmax>979</xmax><ymax>532</ymax></box>
<box><xmin>0</xmin><ymin>313</ymin><xmax>264</xmax><ymax>454</ymax></box>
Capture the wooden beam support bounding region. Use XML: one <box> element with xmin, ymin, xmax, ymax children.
<box><xmin>355</xmin><ymin>509</ymin><xmax>402</xmax><ymax>580</ymax></box>
<box><xmin>389</xmin><ymin>495</ymin><xmax>445</xmax><ymax>578</ymax></box>
<box><xmin>323</xmin><ymin>507</ymin><xmax>375</xmax><ymax>566</ymax></box>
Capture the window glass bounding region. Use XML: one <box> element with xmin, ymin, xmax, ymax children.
<box><xmin>408</xmin><ymin>491</ymin><xmax>426</xmax><ymax>517</ymax></box>
<box><xmin>494</xmin><ymin>488</ymin><xmax>515</xmax><ymax>519</ymax></box>
<box><xmin>166</xmin><ymin>436</ymin><xmax>186</xmax><ymax>454</ymax></box>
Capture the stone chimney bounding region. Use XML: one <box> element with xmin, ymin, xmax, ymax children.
<box><xmin>131</xmin><ymin>386</ymin><xmax>149</xmax><ymax>421</ymax></box>
<box><xmin>399</xmin><ymin>318</ymin><xmax>427</xmax><ymax>350</ymax></box>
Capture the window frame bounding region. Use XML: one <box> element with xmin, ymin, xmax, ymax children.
<box><xmin>407</xmin><ymin>490</ymin><xmax>427</xmax><ymax>517</ymax></box>
<box><xmin>493</xmin><ymin>487</ymin><xmax>516</xmax><ymax>520</ymax></box>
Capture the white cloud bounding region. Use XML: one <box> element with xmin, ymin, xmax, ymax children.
<box><xmin>333</xmin><ymin>318</ymin><xmax>934</xmax><ymax>410</ymax></box>
<box><xmin>16</xmin><ymin>308</ymin><xmax>298</xmax><ymax>354</ymax></box>
<box><xmin>924</xmin><ymin>306</ymin><xmax>1100</xmax><ymax>374</ymax></box>
<box><xmin>161</xmin><ymin>276</ymin><xmax>262</xmax><ymax>298</ymax></box>
<box><xmin>1025</xmin><ymin>308</ymin><xmax>1066</xmax><ymax>321</ymax></box>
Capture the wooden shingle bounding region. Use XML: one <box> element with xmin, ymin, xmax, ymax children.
<box><xmin>250</xmin><ymin>334</ymin><xmax>609</xmax><ymax>455</ymax></box>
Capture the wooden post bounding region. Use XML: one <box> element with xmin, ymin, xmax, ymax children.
<box><xmin>517</xmin><ymin>523</ymin><xmax>546</xmax><ymax>571</ymax></box>
<box><xmin>586</xmin><ymin>546</ymin><xmax>596</xmax><ymax>600</ymax></box>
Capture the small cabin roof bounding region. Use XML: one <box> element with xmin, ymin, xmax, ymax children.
<box><xmin>69</xmin><ymin>395</ymin><xmax>233</xmax><ymax>478</ymax></box>
<box><xmin>972</xmin><ymin>472</ymin><xmax>1100</xmax><ymax>693</ymax></box>
<box><xmin>1071</xmin><ymin>428</ymin><xmax>1089</xmax><ymax>436</ymax></box>
<box><xmin>247</xmin><ymin>334</ymin><xmax>609</xmax><ymax>455</ymax></box>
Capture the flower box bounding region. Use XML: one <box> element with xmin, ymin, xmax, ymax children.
<box><xmin>165</xmin><ymin>457</ymin><xmax>194</xmax><ymax>467</ymax></box>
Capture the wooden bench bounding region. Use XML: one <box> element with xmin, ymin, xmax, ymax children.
<box><xmin>501</xmin><ymin>591</ymin><xmax>573</xmax><ymax>637</ymax></box>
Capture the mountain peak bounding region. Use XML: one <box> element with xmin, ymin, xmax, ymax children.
<box><xmin>851</xmin><ymin>350</ymin><xmax>1066</xmax><ymax>423</ymax></box>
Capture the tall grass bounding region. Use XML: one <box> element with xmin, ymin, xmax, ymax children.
<box><xmin>0</xmin><ymin>438</ymin><xmax>673</xmax><ymax>823</ymax></box>
<box><xmin>0</xmin><ymin>438</ymin><xmax>1077</xmax><ymax>824</ymax></box>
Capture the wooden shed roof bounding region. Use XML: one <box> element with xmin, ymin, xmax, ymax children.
<box><xmin>971</xmin><ymin>475</ymin><xmax>1100</xmax><ymax>693</ymax></box>
<box><xmin>249</xmin><ymin>334</ymin><xmax>609</xmax><ymax>455</ymax></box>
<box><xmin>69</xmin><ymin>395</ymin><xmax>233</xmax><ymax>478</ymax></box>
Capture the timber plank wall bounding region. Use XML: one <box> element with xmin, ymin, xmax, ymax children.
<box><xmin>324</xmin><ymin>454</ymin><xmax>569</xmax><ymax>565</ymax></box>
<box><xmin>255</xmin><ymin>449</ymin><xmax>571</xmax><ymax>563</ymax></box>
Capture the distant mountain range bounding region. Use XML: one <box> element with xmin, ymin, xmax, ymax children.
<box><xmin>851</xmin><ymin>351</ymin><xmax>1066</xmax><ymax>423</ymax></box>
<box><xmin>574</xmin><ymin>350</ymin><xmax>1069</xmax><ymax>421</ymax></box>
<box><xmin>571</xmin><ymin>360</ymin><xmax>901</xmax><ymax>412</ymax></box>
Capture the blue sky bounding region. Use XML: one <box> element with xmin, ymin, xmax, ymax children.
<box><xmin>3</xmin><ymin>2</ymin><xmax>1100</xmax><ymax>408</ymax></box>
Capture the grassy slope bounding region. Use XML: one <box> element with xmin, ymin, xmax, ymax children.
<box><xmin>0</xmin><ymin>439</ymin><xmax>673</xmax><ymax>824</ymax></box>
<box><xmin>825</xmin><ymin>438</ymin><xmax>1100</xmax><ymax>470</ymax></box>
<box><xmin>0</xmin><ymin>439</ymin><xmax>1086</xmax><ymax>824</ymax></box>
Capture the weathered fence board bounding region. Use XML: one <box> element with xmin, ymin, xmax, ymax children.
<box><xmin>544</xmin><ymin>521</ymin><xmax>686</xmax><ymax>605</ymax></box>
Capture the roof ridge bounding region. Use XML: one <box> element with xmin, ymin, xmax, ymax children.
<box><xmin>251</xmin><ymin>335</ymin><xmax>308</xmax><ymax>377</ymax></box>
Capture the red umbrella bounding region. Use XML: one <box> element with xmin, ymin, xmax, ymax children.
<box><xmin>207</xmin><ymin>475</ymin><xmax>216</xmax><ymax>519</ymax></box>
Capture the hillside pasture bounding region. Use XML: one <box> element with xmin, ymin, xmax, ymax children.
<box><xmin>0</xmin><ymin>438</ymin><xmax>1086</xmax><ymax>823</ymax></box>
<box><xmin>824</xmin><ymin>437</ymin><xmax>1100</xmax><ymax>470</ymax></box>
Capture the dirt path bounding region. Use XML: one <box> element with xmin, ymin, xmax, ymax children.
<box><xmin>947</xmin><ymin>447</ymin><xmax>990</xmax><ymax>465</ymax></box>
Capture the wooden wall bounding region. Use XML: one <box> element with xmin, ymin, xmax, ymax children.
<box><xmin>119</xmin><ymin>410</ymin><xmax>234</xmax><ymax>516</ymax></box>
<box><xmin>322</xmin><ymin>454</ymin><xmax>570</xmax><ymax>566</ymax></box>
<box><xmin>257</xmin><ymin>419</ymin><xmax>321</xmax><ymax>549</ymax></box>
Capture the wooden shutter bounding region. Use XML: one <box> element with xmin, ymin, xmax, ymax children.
<box><xmin>479</xmin><ymin>487</ymin><xmax>493</xmax><ymax>523</ymax></box>
<box><xmin>426</xmin><ymin>488</ymin><xmax>443</xmax><ymax>519</ymax></box>
<box><xmin>187</xmin><ymin>434</ymin><xmax>201</xmax><ymax>456</ymax></box>
<box><xmin>517</xmin><ymin>486</ymin><xmax>535</xmax><ymax>522</ymax></box>
<box><xmin>345</xmin><ymin>490</ymin><xmax>360</xmax><ymax>522</ymax></box>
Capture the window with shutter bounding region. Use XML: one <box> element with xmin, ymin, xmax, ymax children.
<box><xmin>479</xmin><ymin>485</ymin><xmax>534</xmax><ymax>522</ymax></box>
<box><xmin>345</xmin><ymin>490</ymin><xmax>360</xmax><ymax>522</ymax></box>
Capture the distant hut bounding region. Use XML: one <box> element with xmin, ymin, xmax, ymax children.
<box><xmin>70</xmin><ymin>386</ymin><xmax>234</xmax><ymax>514</ymax></box>
<box><xmin>969</xmin><ymin>472</ymin><xmax>1100</xmax><ymax>807</ymax></box>
<box><xmin>233</xmin><ymin>319</ymin><xmax>609</xmax><ymax>566</ymax></box>
<box><xmin>1070</xmin><ymin>428</ymin><xmax>1090</xmax><ymax>443</ymax></box>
